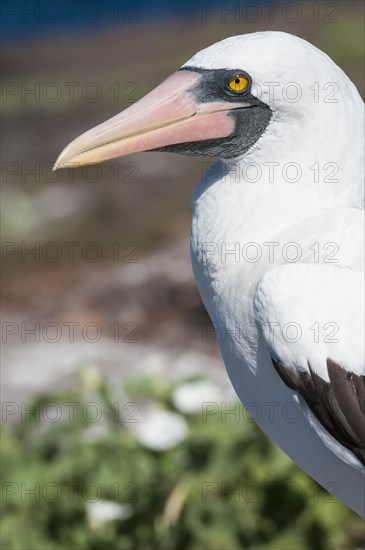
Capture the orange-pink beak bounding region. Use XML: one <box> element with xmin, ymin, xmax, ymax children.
<box><xmin>54</xmin><ymin>70</ymin><xmax>241</xmax><ymax>169</ymax></box>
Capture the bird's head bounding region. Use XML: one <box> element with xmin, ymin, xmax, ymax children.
<box><xmin>54</xmin><ymin>31</ymin><xmax>362</xmax><ymax>169</ymax></box>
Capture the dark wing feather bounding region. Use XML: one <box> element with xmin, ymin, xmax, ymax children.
<box><xmin>273</xmin><ymin>358</ymin><xmax>365</xmax><ymax>466</ymax></box>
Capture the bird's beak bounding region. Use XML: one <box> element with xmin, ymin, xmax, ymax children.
<box><xmin>54</xmin><ymin>70</ymin><xmax>241</xmax><ymax>169</ymax></box>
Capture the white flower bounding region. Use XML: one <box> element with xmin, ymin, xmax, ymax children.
<box><xmin>172</xmin><ymin>380</ymin><xmax>221</xmax><ymax>414</ymax></box>
<box><xmin>87</xmin><ymin>500</ymin><xmax>133</xmax><ymax>528</ymax></box>
<box><xmin>132</xmin><ymin>409</ymin><xmax>188</xmax><ymax>451</ymax></box>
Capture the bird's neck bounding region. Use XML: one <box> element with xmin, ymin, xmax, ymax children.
<box><xmin>192</xmin><ymin>154</ymin><xmax>336</xmax><ymax>250</ymax></box>
<box><xmin>190</xmin><ymin>99</ymin><xmax>363</xmax><ymax>307</ymax></box>
<box><xmin>190</xmin><ymin>137</ymin><xmax>358</xmax><ymax>303</ymax></box>
<box><xmin>192</xmin><ymin>107</ymin><xmax>363</xmax><ymax>244</ymax></box>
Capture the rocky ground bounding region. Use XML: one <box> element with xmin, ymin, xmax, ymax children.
<box><xmin>2</xmin><ymin>236</ymin><xmax>233</xmax><ymax>407</ymax></box>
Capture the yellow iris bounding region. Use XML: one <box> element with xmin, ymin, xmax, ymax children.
<box><xmin>227</xmin><ymin>74</ymin><xmax>249</xmax><ymax>93</ymax></box>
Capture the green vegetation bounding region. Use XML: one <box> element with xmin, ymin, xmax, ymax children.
<box><xmin>2</xmin><ymin>367</ymin><xmax>363</xmax><ymax>550</ymax></box>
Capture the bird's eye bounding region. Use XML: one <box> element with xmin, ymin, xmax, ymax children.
<box><xmin>227</xmin><ymin>74</ymin><xmax>249</xmax><ymax>93</ymax></box>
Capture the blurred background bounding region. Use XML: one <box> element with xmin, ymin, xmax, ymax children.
<box><xmin>1</xmin><ymin>1</ymin><xmax>364</xmax><ymax>548</ymax></box>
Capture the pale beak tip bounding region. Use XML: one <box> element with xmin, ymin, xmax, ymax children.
<box><xmin>53</xmin><ymin>146</ymin><xmax>69</xmax><ymax>171</ymax></box>
<box><xmin>52</xmin><ymin>149</ymin><xmax>63</xmax><ymax>170</ymax></box>
<box><xmin>53</xmin><ymin>145</ymin><xmax>79</xmax><ymax>171</ymax></box>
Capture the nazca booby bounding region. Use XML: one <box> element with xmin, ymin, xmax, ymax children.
<box><xmin>55</xmin><ymin>31</ymin><xmax>365</xmax><ymax>517</ymax></box>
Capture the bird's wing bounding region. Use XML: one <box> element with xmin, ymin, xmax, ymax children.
<box><xmin>254</xmin><ymin>263</ymin><xmax>365</xmax><ymax>467</ymax></box>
